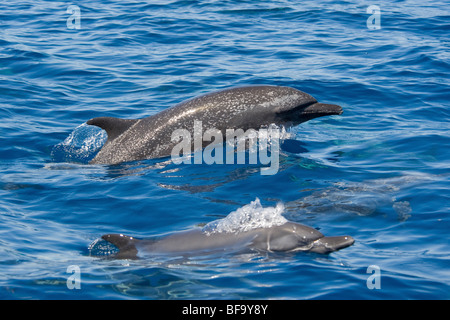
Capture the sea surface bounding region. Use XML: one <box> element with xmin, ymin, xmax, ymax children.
<box><xmin>0</xmin><ymin>0</ymin><xmax>449</xmax><ymax>300</ymax></box>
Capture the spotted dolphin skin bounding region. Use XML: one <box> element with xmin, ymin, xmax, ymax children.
<box><xmin>100</xmin><ymin>222</ymin><xmax>354</xmax><ymax>259</ymax></box>
<box><xmin>87</xmin><ymin>85</ymin><xmax>342</xmax><ymax>164</ymax></box>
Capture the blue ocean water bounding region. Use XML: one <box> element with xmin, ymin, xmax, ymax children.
<box><xmin>0</xmin><ymin>0</ymin><xmax>449</xmax><ymax>300</ymax></box>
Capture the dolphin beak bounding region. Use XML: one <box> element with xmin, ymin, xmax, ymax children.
<box><xmin>300</xmin><ymin>103</ymin><xmax>343</xmax><ymax>117</ymax></box>
<box><xmin>276</xmin><ymin>102</ymin><xmax>343</xmax><ymax>125</ymax></box>
<box><xmin>310</xmin><ymin>235</ymin><xmax>355</xmax><ymax>254</ymax></box>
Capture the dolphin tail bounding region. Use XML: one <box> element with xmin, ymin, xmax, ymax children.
<box><xmin>87</xmin><ymin>117</ymin><xmax>138</xmax><ymax>143</ymax></box>
<box><xmin>310</xmin><ymin>236</ymin><xmax>355</xmax><ymax>254</ymax></box>
<box><xmin>102</xmin><ymin>234</ymin><xmax>139</xmax><ymax>259</ymax></box>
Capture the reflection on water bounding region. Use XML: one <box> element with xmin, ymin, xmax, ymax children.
<box><xmin>285</xmin><ymin>174</ymin><xmax>440</xmax><ymax>221</ymax></box>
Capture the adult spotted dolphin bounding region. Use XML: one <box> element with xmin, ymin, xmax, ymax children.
<box><xmin>87</xmin><ymin>85</ymin><xmax>343</xmax><ymax>164</ymax></box>
<box><xmin>100</xmin><ymin>222</ymin><xmax>354</xmax><ymax>259</ymax></box>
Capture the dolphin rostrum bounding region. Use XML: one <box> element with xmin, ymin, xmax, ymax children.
<box><xmin>86</xmin><ymin>85</ymin><xmax>342</xmax><ymax>164</ymax></box>
<box><xmin>99</xmin><ymin>222</ymin><xmax>354</xmax><ymax>259</ymax></box>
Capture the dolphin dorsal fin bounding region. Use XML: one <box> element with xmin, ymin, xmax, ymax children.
<box><xmin>86</xmin><ymin>117</ymin><xmax>138</xmax><ymax>143</ymax></box>
<box><xmin>102</xmin><ymin>234</ymin><xmax>139</xmax><ymax>259</ymax></box>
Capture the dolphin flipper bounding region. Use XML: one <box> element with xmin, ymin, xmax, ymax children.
<box><xmin>87</xmin><ymin>117</ymin><xmax>138</xmax><ymax>144</ymax></box>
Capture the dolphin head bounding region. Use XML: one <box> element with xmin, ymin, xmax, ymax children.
<box><xmin>251</xmin><ymin>222</ymin><xmax>354</xmax><ymax>253</ymax></box>
<box><xmin>308</xmin><ymin>235</ymin><xmax>355</xmax><ymax>254</ymax></box>
<box><xmin>273</xmin><ymin>89</ymin><xmax>343</xmax><ymax>125</ymax></box>
<box><xmin>223</xmin><ymin>86</ymin><xmax>343</xmax><ymax>128</ymax></box>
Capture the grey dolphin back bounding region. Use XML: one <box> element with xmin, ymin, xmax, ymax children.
<box><xmin>86</xmin><ymin>85</ymin><xmax>343</xmax><ymax>165</ymax></box>
<box><xmin>100</xmin><ymin>222</ymin><xmax>354</xmax><ymax>259</ymax></box>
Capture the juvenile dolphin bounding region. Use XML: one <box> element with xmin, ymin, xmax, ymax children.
<box><xmin>100</xmin><ymin>222</ymin><xmax>354</xmax><ymax>259</ymax></box>
<box><xmin>87</xmin><ymin>85</ymin><xmax>342</xmax><ymax>164</ymax></box>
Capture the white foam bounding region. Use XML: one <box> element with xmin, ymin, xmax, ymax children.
<box><xmin>203</xmin><ymin>198</ymin><xmax>287</xmax><ymax>235</ymax></box>
<box><xmin>51</xmin><ymin>123</ymin><xmax>107</xmax><ymax>163</ymax></box>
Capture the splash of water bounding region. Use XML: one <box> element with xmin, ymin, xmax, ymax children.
<box><xmin>51</xmin><ymin>123</ymin><xmax>107</xmax><ymax>164</ymax></box>
<box><xmin>88</xmin><ymin>238</ymin><xmax>119</xmax><ymax>257</ymax></box>
<box><xmin>203</xmin><ymin>198</ymin><xmax>287</xmax><ymax>235</ymax></box>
